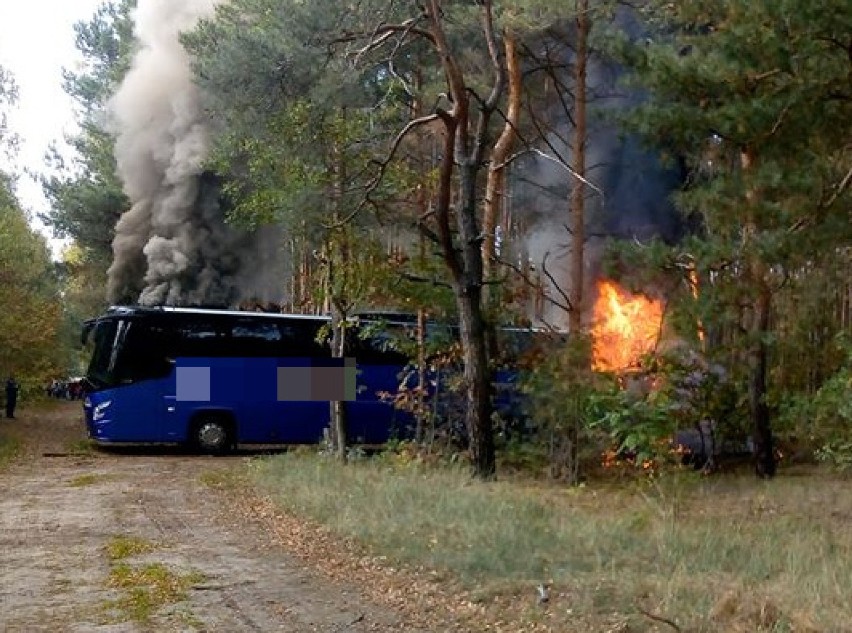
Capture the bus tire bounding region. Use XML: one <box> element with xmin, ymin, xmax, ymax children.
<box><xmin>191</xmin><ymin>414</ymin><xmax>233</xmax><ymax>454</ymax></box>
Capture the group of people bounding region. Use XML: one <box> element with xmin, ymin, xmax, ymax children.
<box><xmin>47</xmin><ymin>379</ymin><xmax>84</xmax><ymax>401</ymax></box>
<box><xmin>5</xmin><ymin>376</ymin><xmax>18</xmax><ymax>419</ymax></box>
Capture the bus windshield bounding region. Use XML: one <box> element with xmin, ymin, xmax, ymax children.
<box><xmin>85</xmin><ymin>318</ymin><xmax>124</xmax><ymax>389</ymax></box>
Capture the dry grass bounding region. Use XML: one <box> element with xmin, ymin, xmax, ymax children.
<box><xmin>101</xmin><ymin>535</ymin><xmax>204</xmax><ymax>625</ymax></box>
<box><xmin>68</xmin><ymin>473</ymin><xmax>109</xmax><ymax>487</ymax></box>
<box><xmin>248</xmin><ymin>454</ymin><xmax>852</xmax><ymax>632</ymax></box>
<box><xmin>105</xmin><ymin>535</ymin><xmax>159</xmax><ymax>561</ymax></box>
<box><xmin>0</xmin><ymin>433</ymin><xmax>22</xmax><ymax>469</ymax></box>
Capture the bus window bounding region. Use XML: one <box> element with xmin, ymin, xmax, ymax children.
<box><xmin>232</xmin><ymin>320</ymin><xmax>282</xmax><ymax>341</ymax></box>
<box><xmin>354</xmin><ymin>327</ymin><xmax>410</xmax><ymax>365</ymax></box>
<box><xmin>230</xmin><ymin>319</ymin><xmax>284</xmax><ymax>356</ymax></box>
<box><xmin>278</xmin><ymin>322</ymin><xmax>328</xmax><ymax>357</ymax></box>
<box><xmin>174</xmin><ymin>319</ymin><xmax>228</xmax><ymax>356</ymax></box>
<box><xmin>86</xmin><ymin>319</ymin><xmax>120</xmax><ymax>388</ymax></box>
<box><xmin>112</xmin><ymin>321</ymin><xmax>173</xmax><ymax>383</ymax></box>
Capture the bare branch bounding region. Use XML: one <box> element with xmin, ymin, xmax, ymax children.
<box><xmin>399</xmin><ymin>272</ymin><xmax>452</xmax><ymax>289</ymax></box>
<box><xmin>494</xmin><ymin>253</ymin><xmax>572</xmax><ymax>315</ymax></box>
<box><xmin>636</xmin><ymin>605</ymin><xmax>682</xmax><ymax>632</ymax></box>
<box><xmin>324</xmin><ymin>113</ymin><xmax>441</xmax><ymax>229</ymax></box>
<box><xmin>524</xmin><ymin>148</ymin><xmax>605</xmax><ymax>199</ymax></box>
<box><xmin>540</xmin><ymin>251</ymin><xmax>573</xmax><ymax>315</ymax></box>
<box><xmin>471</xmin><ymin>0</ymin><xmax>505</xmax><ymax>167</ymax></box>
<box><xmin>332</xmin><ymin>20</ymin><xmax>436</xmax><ymax>54</ymax></box>
<box><xmin>825</xmin><ymin>163</ymin><xmax>852</xmax><ymax>208</ymax></box>
<box><xmin>426</xmin><ymin>0</ymin><xmax>467</xmax><ymax>150</ymax></box>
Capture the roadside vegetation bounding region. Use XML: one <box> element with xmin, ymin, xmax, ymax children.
<box><xmin>244</xmin><ymin>452</ymin><xmax>852</xmax><ymax>632</ymax></box>
<box><xmin>101</xmin><ymin>535</ymin><xmax>204</xmax><ymax>626</ymax></box>
<box><xmin>68</xmin><ymin>472</ymin><xmax>108</xmax><ymax>487</ymax></box>
<box><xmin>0</xmin><ymin>432</ymin><xmax>21</xmax><ymax>470</ymax></box>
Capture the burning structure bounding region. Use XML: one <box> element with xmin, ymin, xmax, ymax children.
<box><xmin>591</xmin><ymin>280</ymin><xmax>665</xmax><ymax>372</ymax></box>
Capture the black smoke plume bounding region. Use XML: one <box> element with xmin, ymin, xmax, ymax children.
<box><xmin>106</xmin><ymin>0</ymin><xmax>280</xmax><ymax>307</ymax></box>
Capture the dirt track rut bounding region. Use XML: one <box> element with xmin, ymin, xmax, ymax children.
<box><xmin>0</xmin><ymin>402</ymin><xmax>422</xmax><ymax>632</ymax></box>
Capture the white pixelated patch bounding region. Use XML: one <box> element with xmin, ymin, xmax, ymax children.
<box><xmin>176</xmin><ymin>366</ymin><xmax>210</xmax><ymax>402</ymax></box>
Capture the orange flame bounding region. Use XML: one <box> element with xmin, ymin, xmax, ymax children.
<box><xmin>591</xmin><ymin>280</ymin><xmax>663</xmax><ymax>372</ymax></box>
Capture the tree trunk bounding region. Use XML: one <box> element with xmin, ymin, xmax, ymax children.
<box><xmin>749</xmin><ymin>276</ymin><xmax>776</xmax><ymax>478</ymax></box>
<box><xmin>327</xmin><ymin>259</ymin><xmax>348</xmax><ymax>464</ymax></box>
<box><xmin>415</xmin><ymin>306</ymin><xmax>427</xmax><ymax>443</ymax></box>
<box><xmin>568</xmin><ymin>0</ymin><xmax>589</xmax><ymax>335</ymax></box>
<box><xmin>482</xmin><ymin>31</ymin><xmax>521</xmax><ymax>307</ymax></box>
<box><xmin>424</xmin><ymin>0</ymin><xmax>498</xmax><ymax>479</ymax></box>
<box><xmin>741</xmin><ymin>148</ymin><xmax>776</xmax><ymax>478</ymax></box>
<box><xmin>458</xmin><ymin>164</ymin><xmax>495</xmax><ymax>478</ymax></box>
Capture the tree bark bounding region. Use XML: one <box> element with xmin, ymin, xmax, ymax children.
<box><xmin>424</xmin><ymin>0</ymin><xmax>500</xmax><ymax>479</ymax></box>
<box><xmin>568</xmin><ymin>0</ymin><xmax>589</xmax><ymax>335</ymax></box>
<box><xmin>741</xmin><ymin>148</ymin><xmax>776</xmax><ymax>478</ymax></box>
<box><xmin>749</xmin><ymin>278</ymin><xmax>775</xmax><ymax>478</ymax></box>
<box><xmin>482</xmin><ymin>31</ymin><xmax>521</xmax><ymax>307</ymax></box>
<box><xmin>457</xmin><ymin>163</ymin><xmax>495</xmax><ymax>477</ymax></box>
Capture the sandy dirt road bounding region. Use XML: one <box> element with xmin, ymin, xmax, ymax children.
<box><xmin>0</xmin><ymin>402</ymin><xmax>428</xmax><ymax>632</ymax></box>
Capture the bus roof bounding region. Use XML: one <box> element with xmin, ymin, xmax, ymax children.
<box><xmin>101</xmin><ymin>305</ymin><xmax>328</xmax><ymax>320</ymax></box>
<box><xmin>99</xmin><ymin>306</ymin><xmax>417</xmax><ymax>327</ymax></box>
<box><xmin>94</xmin><ymin>306</ymin><xmax>563</xmax><ymax>334</ymax></box>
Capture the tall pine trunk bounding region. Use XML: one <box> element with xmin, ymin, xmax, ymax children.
<box><xmin>423</xmin><ymin>0</ymin><xmax>502</xmax><ymax>479</ymax></box>
<box><xmin>749</xmin><ymin>278</ymin><xmax>775</xmax><ymax>477</ymax></box>
<box><xmin>741</xmin><ymin>148</ymin><xmax>776</xmax><ymax>478</ymax></box>
<box><xmin>457</xmin><ymin>164</ymin><xmax>495</xmax><ymax>477</ymax></box>
<box><xmin>329</xmin><ymin>300</ymin><xmax>348</xmax><ymax>463</ymax></box>
<box><xmin>482</xmin><ymin>31</ymin><xmax>521</xmax><ymax>307</ymax></box>
<box><xmin>568</xmin><ymin>0</ymin><xmax>589</xmax><ymax>335</ymax></box>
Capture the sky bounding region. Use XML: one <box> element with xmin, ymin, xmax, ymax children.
<box><xmin>0</xmin><ymin>0</ymin><xmax>105</xmax><ymax>254</ymax></box>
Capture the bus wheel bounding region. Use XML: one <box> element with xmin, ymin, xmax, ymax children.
<box><xmin>192</xmin><ymin>416</ymin><xmax>232</xmax><ymax>454</ymax></box>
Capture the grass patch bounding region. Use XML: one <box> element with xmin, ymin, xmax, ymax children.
<box><xmin>102</xmin><ymin>536</ymin><xmax>204</xmax><ymax>625</ymax></box>
<box><xmin>104</xmin><ymin>562</ymin><xmax>205</xmax><ymax>623</ymax></box>
<box><xmin>105</xmin><ymin>535</ymin><xmax>159</xmax><ymax>561</ymax></box>
<box><xmin>0</xmin><ymin>434</ymin><xmax>22</xmax><ymax>469</ymax></box>
<box><xmin>69</xmin><ymin>473</ymin><xmax>108</xmax><ymax>487</ymax></box>
<box><xmin>198</xmin><ymin>468</ymin><xmax>247</xmax><ymax>490</ymax></box>
<box><xmin>67</xmin><ymin>439</ymin><xmax>98</xmax><ymax>457</ymax></box>
<box><xmin>250</xmin><ymin>454</ymin><xmax>852</xmax><ymax>631</ymax></box>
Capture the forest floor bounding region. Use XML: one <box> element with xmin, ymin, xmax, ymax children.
<box><xmin>0</xmin><ymin>401</ymin><xmax>453</xmax><ymax>632</ymax></box>
<box><xmin>2</xmin><ymin>401</ymin><xmax>849</xmax><ymax>633</ymax></box>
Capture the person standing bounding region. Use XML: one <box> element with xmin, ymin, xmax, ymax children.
<box><xmin>5</xmin><ymin>376</ymin><xmax>19</xmax><ymax>419</ymax></box>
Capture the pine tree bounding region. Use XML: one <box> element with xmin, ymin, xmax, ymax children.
<box><xmin>622</xmin><ymin>0</ymin><xmax>851</xmax><ymax>476</ymax></box>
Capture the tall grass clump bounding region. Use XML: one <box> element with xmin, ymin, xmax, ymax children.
<box><xmin>0</xmin><ymin>434</ymin><xmax>22</xmax><ymax>469</ymax></box>
<box><xmin>250</xmin><ymin>453</ymin><xmax>852</xmax><ymax>631</ymax></box>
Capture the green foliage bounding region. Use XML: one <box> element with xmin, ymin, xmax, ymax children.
<box><xmin>63</xmin><ymin>0</ymin><xmax>136</xmax><ymax>112</ymax></box>
<box><xmin>0</xmin><ymin>181</ymin><xmax>66</xmax><ymax>388</ymax></box>
<box><xmin>779</xmin><ymin>334</ymin><xmax>852</xmax><ymax>470</ymax></box>
<box><xmin>37</xmin><ymin>1</ymin><xmax>135</xmax><ymax>369</ymax></box>
<box><xmin>522</xmin><ymin>336</ymin><xmax>609</xmax><ymax>481</ymax></box>
<box><xmin>0</xmin><ymin>64</ymin><xmax>19</xmax><ymax>158</ymax></box>
<box><xmin>614</xmin><ymin>0</ymin><xmax>851</xmax><ymax>468</ymax></box>
<box><xmin>592</xmin><ymin>347</ymin><xmax>740</xmax><ymax>466</ymax></box>
<box><xmin>523</xmin><ymin>325</ymin><xmax>742</xmax><ymax>475</ymax></box>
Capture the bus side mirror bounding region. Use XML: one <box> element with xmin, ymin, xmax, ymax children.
<box><xmin>81</xmin><ymin>321</ymin><xmax>95</xmax><ymax>346</ymax></box>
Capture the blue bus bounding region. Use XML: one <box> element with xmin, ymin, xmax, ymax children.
<box><xmin>81</xmin><ymin>306</ymin><xmax>551</xmax><ymax>452</ymax></box>
<box><xmin>81</xmin><ymin>306</ymin><xmax>421</xmax><ymax>451</ymax></box>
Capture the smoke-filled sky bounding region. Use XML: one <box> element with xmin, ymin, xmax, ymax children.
<box><xmin>0</xmin><ymin>0</ymin><xmax>103</xmax><ymax>255</ymax></box>
<box><xmin>107</xmin><ymin>0</ymin><xmax>282</xmax><ymax>307</ymax></box>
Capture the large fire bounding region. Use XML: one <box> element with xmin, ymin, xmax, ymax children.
<box><xmin>591</xmin><ymin>280</ymin><xmax>664</xmax><ymax>372</ymax></box>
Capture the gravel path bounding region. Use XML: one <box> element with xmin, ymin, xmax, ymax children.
<box><xmin>0</xmin><ymin>402</ymin><xmax>424</xmax><ymax>632</ymax></box>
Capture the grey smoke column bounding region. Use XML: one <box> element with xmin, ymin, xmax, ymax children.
<box><xmin>512</xmin><ymin>11</ymin><xmax>683</xmax><ymax>329</ymax></box>
<box><xmin>107</xmin><ymin>0</ymin><xmax>278</xmax><ymax>306</ymax></box>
